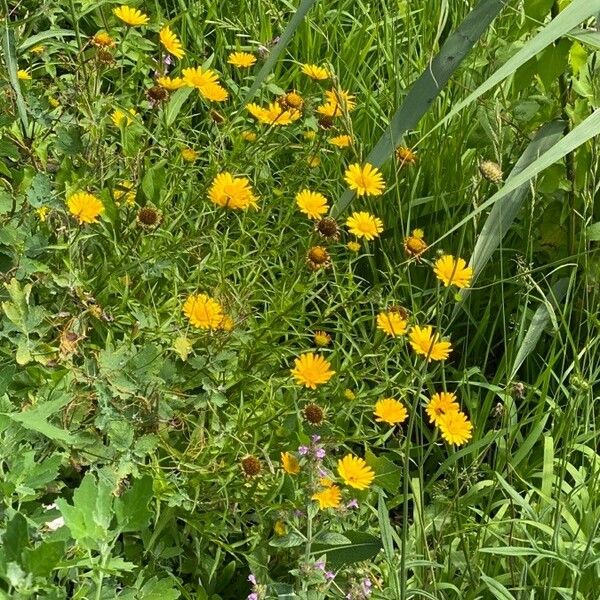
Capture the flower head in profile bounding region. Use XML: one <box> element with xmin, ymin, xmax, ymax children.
<box><xmin>329</xmin><ymin>135</ymin><xmax>352</xmax><ymax>148</ymax></box>
<box><xmin>296</xmin><ymin>189</ymin><xmax>329</xmax><ymax>220</ymax></box>
<box><xmin>67</xmin><ymin>192</ymin><xmax>104</xmax><ymax>224</ymax></box>
<box><xmin>208</xmin><ymin>172</ymin><xmax>258</xmax><ymax>210</ymax></box>
<box><xmin>438</xmin><ymin>410</ymin><xmax>473</xmax><ymax>446</ymax></box>
<box><xmin>426</xmin><ymin>391</ymin><xmax>460</xmax><ymax>426</ymax></box>
<box><xmin>404</xmin><ymin>228</ymin><xmax>427</xmax><ymax>258</ymax></box>
<box><xmin>290</xmin><ymin>352</ymin><xmax>335</xmax><ymax>389</ymax></box>
<box><xmin>281</xmin><ymin>452</ymin><xmax>300</xmax><ymax>475</ymax></box>
<box><xmin>337</xmin><ymin>454</ymin><xmax>374</xmax><ymax>490</ymax></box>
<box><xmin>377</xmin><ymin>310</ymin><xmax>408</xmax><ymax>337</ymax></box>
<box><xmin>344</xmin><ymin>163</ymin><xmax>385</xmax><ymax>197</ymax></box>
<box><xmin>312</xmin><ymin>485</ymin><xmax>342</xmax><ymax>509</ymax></box>
<box><xmin>434</xmin><ymin>255</ymin><xmax>473</xmax><ymax>288</ymax></box>
<box><xmin>247</xmin><ymin>102</ymin><xmax>301</xmax><ymax>126</ymax></box>
<box><xmin>113</xmin><ymin>5</ymin><xmax>149</xmax><ymax>26</ymax></box>
<box><xmin>228</xmin><ymin>51</ymin><xmax>256</xmax><ymax>67</ymax></box>
<box><xmin>160</xmin><ymin>25</ymin><xmax>185</xmax><ymax>59</ymax></box>
<box><xmin>180</xmin><ymin>147</ymin><xmax>198</xmax><ymax>162</ymax></box>
<box><xmin>313</xmin><ymin>331</ymin><xmax>332</xmax><ymax>348</ymax></box>
<box><xmin>409</xmin><ymin>326</ymin><xmax>452</xmax><ymax>362</ymax></box>
<box><xmin>91</xmin><ymin>31</ymin><xmax>116</xmax><ymax>48</ymax></box>
<box><xmin>183</xmin><ymin>67</ymin><xmax>228</xmax><ymax>102</ymax></box>
<box><xmin>346</xmin><ymin>211</ymin><xmax>383</xmax><ymax>241</ymax></box>
<box><xmin>396</xmin><ymin>146</ymin><xmax>417</xmax><ymax>166</ymax></box>
<box><xmin>157</xmin><ymin>75</ymin><xmax>186</xmax><ymax>90</ymax></box>
<box><xmin>17</xmin><ymin>69</ymin><xmax>31</xmax><ymax>80</ymax></box>
<box><xmin>324</xmin><ymin>89</ymin><xmax>356</xmax><ymax>112</ymax></box>
<box><xmin>374</xmin><ymin>398</ymin><xmax>408</xmax><ymax>426</ymax></box>
<box><xmin>183</xmin><ymin>293</ymin><xmax>224</xmax><ymax>329</ymax></box>
<box><xmin>111</xmin><ymin>108</ymin><xmax>136</xmax><ymax>127</ymax></box>
<box><xmin>301</xmin><ymin>63</ymin><xmax>329</xmax><ymax>80</ymax></box>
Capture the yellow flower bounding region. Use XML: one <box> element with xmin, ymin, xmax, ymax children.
<box><xmin>304</xmin><ymin>130</ymin><xmax>317</xmax><ymax>140</ymax></box>
<box><xmin>344</xmin><ymin>388</ymin><xmax>356</xmax><ymax>401</ymax></box>
<box><xmin>183</xmin><ymin>293</ymin><xmax>224</xmax><ymax>329</ymax></box>
<box><xmin>182</xmin><ymin>67</ymin><xmax>228</xmax><ymax>102</ymax></box>
<box><xmin>228</xmin><ymin>51</ymin><xmax>257</xmax><ymax>67</ymax></box>
<box><xmin>374</xmin><ymin>398</ymin><xmax>408</xmax><ymax>426</ymax></box>
<box><xmin>313</xmin><ymin>331</ymin><xmax>332</xmax><ymax>348</ymax></box>
<box><xmin>156</xmin><ymin>75</ymin><xmax>186</xmax><ymax>90</ymax></box>
<box><xmin>281</xmin><ymin>452</ymin><xmax>300</xmax><ymax>475</ymax></box>
<box><xmin>307</xmin><ymin>156</ymin><xmax>320</xmax><ymax>168</ymax></box>
<box><xmin>30</xmin><ymin>45</ymin><xmax>45</xmax><ymax>55</ymax></box>
<box><xmin>395</xmin><ymin>146</ymin><xmax>417</xmax><ymax>165</ymax></box>
<box><xmin>159</xmin><ymin>25</ymin><xmax>185</xmax><ymax>59</ymax></box>
<box><xmin>434</xmin><ymin>255</ymin><xmax>473</xmax><ymax>289</ymax></box>
<box><xmin>219</xmin><ymin>315</ymin><xmax>234</xmax><ymax>332</ymax></box>
<box><xmin>312</xmin><ymin>485</ymin><xmax>342</xmax><ymax>509</ymax></box>
<box><xmin>17</xmin><ymin>69</ymin><xmax>31</xmax><ymax>80</ymax></box>
<box><xmin>347</xmin><ymin>241</ymin><xmax>361</xmax><ymax>252</ymax></box>
<box><xmin>114</xmin><ymin>180</ymin><xmax>136</xmax><ymax>205</ymax></box>
<box><xmin>246</xmin><ymin>102</ymin><xmax>301</xmax><ymax>126</ymax></box>
<box><xmin>295</xmin><ymin>189</ymin><xmax>329</xmax><ymax>220</ymax></box>
<box><xmin>404</xmin><ymin>228</ymin><xmax>428</xmax><ymax>258</ymax></box>
<box><xmin>111</xmin><ymin>108</ymin><xmax>136</xmax><ymax>127</ymax></box>
<box><xmin>274</xmin><ymin>520</ymin><xmax>287</xmax><ymax>536</ymax></box>
<box><xmin>376</xmin><ymin>311</ymin><xmax>407</xmax><ymax>337</ymax></box>
<box><xmin>113</xmin><ymin>5</ymin><xmax>149</xmax><ymax>26</ymax></box>
<box><xmin>344</xmin><ymin>163</ymin><xmax>385</xmax><ymax>197</ymax></box>
<box><xmin>208</xmin><ymin>172</ymin><xmax>258</xmax><ymax>210</ymax></box>
<box><xmin>438</xmin><ymin>410</ymin><xmax>473</xmax><ymax>446</ymax></box>
<box><xmin>36</xmin><ymin>206</ymin><xmax>49</xmax><ymax>221</ymax></box>
<box><xmin>181</xmin><ymin>148</ymin><xmax>198</xmax><ymax>162</ymax></box>
<box><xmin>337</xmin><ymin>454</ymin><xmax>374</xmax><ymax>490</ymax></box>
<box><xmin>426</xmin><ymin>392</ymin><xmax>460</xmax><ymax>426</ymax></box>
<box><xmin>316</xmin><ymin>102</ymin><xmax>341</xmax><ymax>118</ymax></box>
<box><xmin>324</xmin><ymin>89</ymin><xmax>356</xmax><ymax>111</ymax></box>
<box><xmin>346</xmin><ymin>211</ymin><xmax>383</xmax><ymax>241</ymax></box>
<box><xmin>91</xmin><ymin>31</ymin><xmax>116</xmax><ymax>48</ymax></box>
<box><xmin>409</xmin><ymin>326</ymin><xmax>452</xmax><ymax>362</ymax></box>
<box><xmin>301</xmin><ymin>63</ymin><xmax>329</xmax><ymax>80</ymax></box>
<box><xmin>241</xmin><ymin>131</ymin><xmax>257</xmax><ymax>142</ymax></box>
<box><xmin>67</xmin><ymin>192</ymin><xmax>104</xmax><ymax>224</ymax></box>
<box><xmin>48</xmin><ymin>97</ymin><xmax>60</xmax><ymax>108</ymax></box>
<box><xmin>329</xmin><ymin>135</ymin><xmax>352</xmax><ymax>148</ymax></box>
<box><xmin>290</xmin><ymin>352</ymin><xmax>335</xmax><ymax>389</ymax></box>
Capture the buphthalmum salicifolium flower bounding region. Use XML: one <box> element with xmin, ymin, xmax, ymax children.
<box><xmin>17</xmin><ymin>69</ymin><xmax>31</xmax><ymax>80</ymax></box>
<box><xmin>434</xmin><ymin>255</ymin><xmax>473</xmax><ymax>288</ymax></box>
<box><xmin>208</xmin><ymin>172</ymin><xmax>258</xmax><ymax>210</ymax></box>
<box><xmin>409</xmin><ymin>325</ymin><xmax>452</xmax><ymax>361</ymax></box>
<box><xmin>377</xmin><ymin>310</ymin><xmax>408</xmax><ymax>337</ymax></box>
<box><xmin>404</xmin><ymin>228</ymin><xmax>428</xmax><ymax>258</ymax></box>
<box><xmin>67</xmin><ymin>191</ymin><xmax>104</xmax><ymax>224</ymax></box>
<box><xmin>425</xmin><ymin>391</ymin><xmax>459</xmax><ymax>426</ymax></box>
<box><xmin>312</xmin><ymin>483</ymin><xmax>342</xmax><ymax>509</ymax></box>
<box><xmin>246</xmin><ymin>102</ymin><xmax>301</xmax><ymax>126</ymax></box>
<box><xmin>396</xmin><ymin>145</ymin><xmax>417</xmax><ymax>165</ymax></box>
<box><xmin>159</xmin><ymin>25</ymin><xmax>185</xmax><ymax>59</ymax></box>
<box><xmin>438</xmin><ymin>410</ymin><xmax>473</xmax><ymax>446</ymax></box>
<box><xmin>290</xmin><ymin>352</ymin><xmax>335</xmax><ymax>389</ymax></box>
<box><xmin>228</xmin><ymin>51</ymin><xmax>256</xmax><ymax>67</ymax></box>
<box><xmin>329</xmin><ymin>134</ymin><xmax>353</xmax><ymax>148</ymax></box>
<box><xmin>113</xmin><ymin>5</ymin><xmax>149</xmax><ymax>26</ymax></box>
<box><xmin>182</xmin><ymin>67</ymin><xmax>228</xmax><ymax>102</ymax></box>
<box><xmin>313</xmin><ymin>330</ymin><xmax>332</xmax><ymax>348</ymax></box>
<box><xmin>183</xmin><ymin>293</ymin><xmax>231</xmax><ymax>330</ymax></box>
<box><xmin>344</xmin><ymin>163</ymin><xmax>385</xmax><ymax>197</ymax></box>
<box><xmin>337</xmin><ymin>454</ymin><xmax>375</xmax><ymax>490</ymax></box>
<box><xmin>91</xmin><ymin>31</ymin><xmax>115</xmax><ymax>48</ymax></box>
<box><xmin>374</xmin><ymin>398</ymin><xmax>408</xmax><ymax>426</ymax></box>
<box><xmin>346</xmin><ymin>211</ymin><xmax>383</xmax><ymax>240</ymax></box>
<box><xmin>280</xmin><ymin>452</ymin><xmax>300</xmax><ymax>475</ymax></box>
<box><xmin>156</xmin><ymin>75</ymin><xmax>186</xmax><ymax>90</ymax></box>
<box><xmin>301</xmin><ymin>63</ymin><xmax>329</xmax><ymax>80</ymax></box>
<box><xmin>295</xmin><ymin>189</ymin><xmax>329</xmax><ymax>219</ymax></box>
<box><xmin>180</xmin><ymin>147</ymin><xmax>198</xmax><ymax>162</ymax></box>
<box><xmin>111</xmin><ymin>108</ymin><xmax>136</xmax><ymax>127</ymax></box>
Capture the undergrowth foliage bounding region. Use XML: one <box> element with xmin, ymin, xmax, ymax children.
<box><xmin>0</xmin><ymin>1</ymin><xmax>599</xmax><ymax>599</ymax></box>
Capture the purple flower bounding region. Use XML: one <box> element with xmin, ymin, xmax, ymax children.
<box><xmin>298</xmin><ymin>445</ymin><xmax>309</xmax><ymax>456</ymax></box>
<box><xmin>325</xmin><ymin>571</ymin><xmax>335</xmax><ymax>581</ymax></box>
<box><xmin>311</xmin><ymin>434</ymin><xmax>321</xmax><ymax>443</ymax></box>
<box><xmin>164</xmin><ymin>55</ymin><xmax>173</xmax><ymax>66</ymax></box>
<box><xmin>347</xmin><ymin>499</ymin><xmax>359</xmax><ymax>509</ymax></box>
<box><xmin>318</xmin><ymin>467</ymin><xmax>328</xmax><ymax>477</ymax></box>
<box><xmin>314</xmin><ymin>560</ymin><xmax>326</xmax><ymax>571</ymax></box>
<box><xmin>247</xmin><ymin>594</ymin><xmax>258</xmax><ymax>600</ymax></box>
<box><xmin>314</xmin><ymin>447</ymin><xmax>326</xmax><ymax>460</ymax></box>
<box><xmin>248</xmin><ymin>574</ymin><xmax>257</xmax><ymax>585</ymax></box>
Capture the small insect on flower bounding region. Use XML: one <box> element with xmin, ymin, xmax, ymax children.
<box><xmin>280</xmin><ymin>452</ymin><xmax>300</xmax><ymax>474</ymax></box>
<box><xmin>183</xmin><ymin>293</ymin><xmax>224</xmax><ymax>329</ymax></box>
<box><xmin>301</xmin><ymin>63</ymin><xmax>329</xmax><ymax>80</ymax></box>
<box><xmin>182</xmin><ymin>67</ymin><xmax>228</xmax><ymax>102</ymax></box>
<box><xmin>208</xmin><ymin>172</ymin><xmax>258</xmax><ymax>210</ymax></box>
<box><xmin>17</xmin><ymin>69</ymin><xmax>31</xmax><ymax>80</ymax></box>
<box><xmin>377</xmin><ymin>310</ymin><xmax>408</xmax><ymax>337</ymax></box>
<box><xmin>313</xmin><ymin>331</ymin><xmax>332</xmax><ymax>348</ymax></box>
<box><xmin>395</xmin><ymin>145</ymin><xmax>417</xmax><ymax>166</ymax></box>
<box><xmin>438</xmin><ymin>410</ymin><xmax>473</xmax><ymax>446</ymax></box>
<box><xmin>425</xmin><ymin>391</ymin><xmax>460</xmax><ymax>426</ymax></box>
<box><xmin>91</xmin><ymin>31</ymin><xmax>116</xmax><ymax>48</ymax></box>
<box><xmin>296</xmin><ymin>189</ymin><xmax>329</xmax><ymax>220</ymax></box>
<box><xmin>329</xmin><ymin>134</ymin><xmax>353</xmax><ymax>148</ymax></box>
<box><xmin>404</xmin><ymin>228</ymin><xmax>428</xmax><ymax>258</ymax></box>
<box><xmin>409</xmin><ymin>325</ymin><xmax>452</xmax><ymax>362</ymax></box>
<box><xmin>346</xmin><ymin>211</ymin><xmax>383</xmax><ymax>241</ymax></box>
<box><xmin>113</xmin><ymin>5</ymin><xmax>149</xmax><ymax>26</ymax></box>
<box><xmin>312</xmin><ymin>485</ymin><xmax>342</xmax><ymax>509</ymax></box>
<box><xmin>344</xmin><ymin>163</ymin><xmax>385</xmax><ymax>197</ymax></box>
<box><xmin>434</xmin><ymin>255</ymin><xmax>473</xmax><ymax>288</ymax></box>
<box><xmin>374</xmin><ymin>398</ymin><xmax>408</xmax><ymax>426</ymax></box>
<box><xmin>227</xmin><ymin>51</ymin><xmax>257</xmax><ymax>67</ymax></box>
<box><xmin>337</xmin><ymin>454</ymin><xmax>375</xmax><ymax>490</ymax></box>
<box><xmin>479</xmin><ymin>159</ymin><xmax>503</xmax><ymax>183</ymax></box>
<box><xmin>159</xmin><ymin>25</ymin><xmax>185</xmax><ymax>59</ymax></box>
<box><xmin>307</xmin><ymin>245</ymin><xmax>331</xmax><ymax>270</ymax></box>
<box><xmin>136</xmin><ymin>206</ymin><xmax>163</xmax><ymax>230</ymax></box>
<box><xmin>314</xmin><ymin>216</ymin><xmax>340</xmax><ymax>241</ymax></box>
<box><xmin>241</xmin><ymin>455</ymin><xmax>261</xmax><ymax>477</ymax></box>
<box><xmin>111</xmin><ymin>108</ymin><xmax>136</xmax><ymax>127</ymax></box>
<box><xmin>290</xmin><ymin>352</ymin><xmax>335</xmax><ymax>389</ymax></box>
<box><xmin>156</xmin><ymin>75</ymin><xmax>186</xmax><ymax>90</ymax></box>
<box><xmin>180</xmin><ymin>147</ymin><xmax>198</xmax><ymax>162</ymax></box>
<box><xmin>304</xmin><ymin>403</ymin><xmax>325</xmax><ymax>425</ymax></box>
<box><xmin>67</xmin><ymin>192</ymin><xmax>104</xmax><ymax>224</ymax></box>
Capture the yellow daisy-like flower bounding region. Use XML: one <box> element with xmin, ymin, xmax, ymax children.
<box><xmin>290</xmin><ymin>352</ymin><xmax>335</xmax><ymax>389</ymax></box>
<box><xmin>404</xmin><ymin>228</ymin><xmax>428</xmax><ymax>258</ymax></box>
<box><xmin>313</xmin><ymin>331</ymin><xmax>332</xmax><ymax>348</ymax></box>
<box><xmin>409</xmin><ymin>326</ymin><xmax>452</xmax><ymax>362</ymax></box>
<box><xmin>425</xmin><ymin>392</ymin><xmax>460</xmax><ymax>426</ymax></box>
<box><xmin>246</xmin><ymin>102</ymin><xmax>301</xmax><ymax>126</ymax></box>
<box><xmin>316</xmin><ymin>102</ymin><xmax>342</xmax><ymax>118</ymax></box>
<box><xmin>281</xmin><ymin>452</ymin><xmax>300</xmax><ymax>475</ymax></box>
<box><xmin>67</xmin><ymin>192</ymin><xmax>104</xmax><ymax>224</ymax></box>
<box><xmin>301</xmin><ymin>63</ymin><xmax>329</xmax><ymax>80</ymax></box>
<box><xmin>374</xmin><ymin>398</ymin><xmax>408</xmax><ymax>426</ymax></box>
<box><xmin>180</xmin><ymin>147</ymin><xmax>198</xmax><ymax>162</ymax></box>
<box><xmin>396</xmin><ymin>146</ymin><xmax>417</xmax><ymax>165</ymax></box>
<box><xmin>208</xmin><ymin>172</ymin><xmax>258</xmax><ymax>210</ymax></box>
<box><xmin>241</xmin><ymin>131</ymin><xmax>257</xmax><ymax>142</ymax></box>
<box><xmin>329</xmin><ymin>135</ymin><xmax>353</xmax><ymax>148</ymax></box>
<box><xmin>183</xmin><ymin>293</ymin><xmax>224</xmax><ymax>329</ymax></box>
<box><xmin>344</xmin><ymin>163</ymin><xmax>385</xmax><ymax>197</ymax></box>
<box><xmin>295</xmin><ymin>189</ymin><xmax>329</xmax><ymax>220</ymax></box>
<box><xmin>113</xmin><ymin>5</ymin><xmax>149</xmax><ymax>26</ymax></box>
<box><xmin>347</xmin><ymin>241</ymin><xmax>361</xmax><ymax>252</ymax></box>
<box><xmin>312</xmin><ymin>485</ymin><xmax>342</xmax><ymax>509</ymax></box>
<box><xmin>111</xmin><ymin>108</ymin><xmax>136</xmax><ymax>127</ymax></box>
<box><xmin>227</xmin><ymin>51</ymin><xmax>257</xmax><ymax>67</ymax></box>
<box><xmin>324</xmin><ymin>89</ymin><xmax>356</xmax><ymax>112</ymax></box>
<box><xmin>376</xmin><ymin>311</ymin><xmax>407</xmax><ymax>337</ymax></box>
<box><xmin>91</xmin><ymin>31</ymin><xmax>116</xmax><ymax>48</ymax></box>
<box><xmin>346</xmin><ymin>211</ymin><xmax>383</xmax><ymax>241</ymax></box>
<box><xmin>182</xmin><ymin>67</ymin><xmax>228</xmax><ymax>102</ymax></box>
<box><xmin>159</xmin><ymin>25</ymin><xmax>185</xmax><ymax>59</ymax></box>
<box><xmin>30</xmin><ymin>45</ymin><xmax>45</xmax><ymax>55</ymax></box>
<box><xmin>156</xmin><ymin>75</ymin><xmax>186</xmax><ymax>90</ymax></box>
<box><xmin>337</xmin><ymin>454</ymin><xmax>374</xmax><ymax>490</ymax></box>
<box><xmin>434</xmin><ymin>255</ymin><xmax>473</xmax><ymax>289</ymax></box>
<box><xmin>438</xmin><ymin>410</ymin><xmax>473</xmax><ymax>446</ymax></box>
<box><xmin>17</xmin><ymin>69</ymin><xmax>31</xmax><ymax>80</ymax></box>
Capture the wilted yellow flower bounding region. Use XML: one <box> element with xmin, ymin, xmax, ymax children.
<box><xmin>396</xmin><ymin>146</ymin><xmax>417</xmax><ymax>165</ymax></box>
<box><xmin>329</xmin><ymin>135</ymin><xmax>352</xmax><ymax>148</ymax></box>
<box><xmin>438</xmin><ymin>410</ymin><xmax>473</xmax><ymax>446</ymax></box>
<box><xmin>295</xmin><ymin>189</ymin><xmax>329</xmax><ymax>219</ymax></box>
<box><xmin>376</xmin><ymin>311</ymin><xmax>407</xmax><ymax>337</ymax></box>
<box><xmin>301</xmin><ymin>63</ymin><xmax>329</xmax><ymax>80</ymax></box>
<box><xmin>344</xmin><ymin>163</ymin><xmax>385</xmax><ymax>197</ymax></box>
<box><xmin>241</xmin><ymin>131</ymin><xmax>257</xmax><ymax>142</ymax></box>
<box><xmin>337</xmin><ymin>454</ymin><xmax>374</xmax><ymax>490</ymax></box>
<box><xmin>404</xmin><ymin>228</ymin><xmax>427</xmax><ymax>258</ymax></box>
<box><xmin>306</xmin><ymin>245</ymin><xmax>331</xmax><ymax>270</ymax></box>
<box><xmin>247</xmin><ymin>102</ymin><xmax>301</xmax><ymax>126</ymax></box>
<box><xmin>183</xmin><ymin>293</ymin><xmax>224</xmax><ymax>329</ymax></box>
<box><xmin>172</xmin><ymin>336</ymin><xmax>193</xmax><ymax>361</ymax></box>
<box><xmin>434</xmin><ymin>255</ymin><xmax>473</xmax><ymax>289</ymax></box>
<box><xmin>182</xmin><ymin>67</ymin><xmax>228</xmax><ymax>102</ymax></box>
<box><xmin>91</xmin><ymin>31</ymin><xmax>116</xmax><ymax>47</ymax></box>
<box><xmin>180</xmin><ymin>147</ymin><xmax>198</xmax><ymax>162</ymax></box>
<box><xmin>374</xmin><ymin>398</ymin><xmax>408</xmax><ymax>426</ymax></box>
<box><xmin>17</xmin><ymin>69</ymin><xmax>31</xmax><ymax>80</ymax></box>
<box><xmin>67</xmin><ymin>192</ymin><xmax>104</xmax><ymax>224</ymax></box>
<box><xmin>281</xmin><ymin>452</ymin><xmax>300</xmax><ymax>475</ymax></box>
<box><xmin>274</xmin><ymin>520</ymin><xmax>287</xmax><ymax>536</ymax></box>
<box><xmin>425</xmin><ymin>392</ymin><xmax>459</xmax><ymax>426</ymax></box>
<box><xmin>313</xmin><ymin>331</ymin><xmax>332</xmax><ymax>347</ymax></box>
<box><xmin>344</xmin><ymin>389</ymin><xmax>356</xmax><ymax>401</ymax></box>
<box><xmin>111</xmin><ymin>108</ymin><xmax>136</xmax><ymax>127</ymax></box>
<box><xmin>346</xmin><ymin>211</ymin><xmax>383</xmax><ymax>240</ymax></box>
<box><xmin>290</xmin><ymin>352</ymin><xmax>335</xmax><ymax>389</ymax></box>
<box><xmin>312</xmin><ymin>485</ymin><xmax>342</xmax><ymax>509</ymax></box>
<box><xmin>113</xmin><ymin>5</ymin><xmax>149</xmax><ymax>26</ymax></box>
<box><xmin>228</xmin><ymin>51</ymin><xmax>256</xmax><ymax>67</ymax></box>
<box><xmin>159</xmin><ymin>25</ymin><xmax>185</xmax><ymax>59</ymax></box>
<box><xmin>156</xmin><ymin>75</ymin><xmax>186</xmax><ymax>90</ymax></box>
<box><xmin>409</xmin><ymin>326</ymin><xmax>452</xmax><ymax>362</ymax></box>
<box><xmin>208</xmin><ymin>172</ymin><xmax>258</xmax><ymax>210</ymax></box>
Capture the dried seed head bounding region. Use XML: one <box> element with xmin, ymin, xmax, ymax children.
<box><xmin>318</xmin><ymin>115</ymin><xmax>335</xmax><ymax>130</ymax></box>
<box><xmin>147</xmin><ymin>85</ymin><xmax>168</xmax><ymax>102</ymax></box>
<box><xmin>210</xmin><ymin>109</ymin><xmax>225</xmax><ymax>124</ymax></box>
<box><xmin>315</xmin><ymin>216</ymin><xmax>340</xmax><ymax>241</ymax></box>
<box><xmin>479</xmin><ymin>160</ymin><xmax>503</xmax><ymax>183</ymax></box>
<box><xmin>304</xmin><ymin>403</ymin><xmax>325</xmax><ymax>425</ymax></box>
<box><xmin>395</xmin><ymin>146</ymin><xmax>417</xmax><ymax>165</ymax></box>
<box><xmin>136</xmin><ymin>206</ymin><xmax>163</xmax><ymax>230</ymax></box>
<box><xmin>307</xmin><ymin>245</ymin><xmax>331</xmax><ymax>270</ymax></box>
<box><xmin>241</xmin><ymin>455</ymin><xmax>261</xmax><ymax>477</ymax></box>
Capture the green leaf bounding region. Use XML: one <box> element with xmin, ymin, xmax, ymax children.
<box><xmin>114</xmin><ymin>476</ymin><xmax>153</xmax><ymax>532</ymax></box>
<box><xmin>1</xmin><ymin>27</ymin><xmax>29</xmax><ymax>134</ymax></box>
<box><xmin>365</xmin><ymin>449</ymin><xmax>401</xmax><ymax>493</ymax></box>
<box><xmin>312</xmin><ymin>532</ymin><xmax>350</xmax><ymax>545</ymax></box>
<box><xmin>164</xmin><ymin>87</ymin><xmax>193</xmax><ymax>127</ymax></box>
<box><xmin>2</xmin><ymin>513</ymin><xmax>28</xmax><ymax>563</ymax></box>
<box><xmin>138</xmin><ymin>577</ymin><xmax>181</xmax><ymax>600</ymax></box>
<box><xmin>587</xmin><ymin>221</ymin><xmax>600</xmax><ymax>241</ymax></box>
<box><xmin>311</xmin><ymin>531</ymin><xmax>381</xmax><ymax>567</ymax></box>
<box><xmin>23</xmin><ymin>541</ymin><xmax>65</xmax><ymax>578</ymax></box>
<box><xmin>524</xmin><ymin>0</ymin><xmax>554</xmax><ymax>21</ymax></box>
<box><xmin>480</xmin><ymin>574</ymin><xmax>518</xmax><ymax>600</ymax></box>
<box><xmin>268</xmin><ymin>532</ymin><xmax>305</xmax><ymax>548</ymax></box>
<box><xmin>18</xmin><ymin>29</ymin><xmax>75</xmax><ymax>51</ymax></box>
<box><xmin>26</xmin><ymin>172</ymin><xmax>52</xmax><ymax>208</ymax></box>
<box><xmin>142</xmin><ymin>160</ymin><xmax>167</xmax><ymax>203</ymax></box>
<box><xmin>537</xmin><ymin>40</ymin><xmax>571</xmax><ymax>90</ymax></box>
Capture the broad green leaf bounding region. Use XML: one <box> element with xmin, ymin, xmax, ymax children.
<box><xmin>311</xmin><ymin>531</ymin><xmax>381</xmax><ymax>567</ymax></box>
<box><xmin>114</xmin><ymin>476</ymin><xmax>153</xmax><ymax>532</ymax></box>
<box><xmin>365</xmin><ymin>448</ymin><xmax>401</xmax><ymax>493</ymax></box>
<box><xmin>568</xmin><ymin>29</ymin><xmax>600</xmax><ymax>50</ymax></box>
<box><xmin>480</xmin><ymin>574</ymin><xmax>518</xmax><ymax>600</ymax></box>
<box><xmin>138</xmin><ymin>577</ymin><xmax>181</xmax><ymax>600</ymax></box>
<box><xmin>23</xmin><ymin>541</ymin><xmax>65</xmax><ymax>578</ymax></box>
<box><xmin>3</xmin><ymin>513</ymin><xmax>28</xmax><ymax>563</ymax></box>
<box><xmin>164</xmin><ymin>87</ymin><xmax>193</xmax><ymax>127</ymax></box>
<box><xmin>18</xmin><ymin>29</ymin><xmax>75</xmax><ymax>51</ymax></box>
<box><xmin>524</xmin><ymin>0</ymin><xmax>554</xmax><ymax>20</ymax></box>
<box><xmin>587</xmin><ymin>221</ymin><xmax>600</xmax><ymax>240</ymax></box>
<box><xmin>268</xmin><ymin>532</ymin><xmax>305</xmax><ymax>547</ymax></box>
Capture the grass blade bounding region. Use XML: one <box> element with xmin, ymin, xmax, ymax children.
<box><xmin>1</xmin><ymin>26</ymin><xmax>29</xmax><ymax>135</ymax></box>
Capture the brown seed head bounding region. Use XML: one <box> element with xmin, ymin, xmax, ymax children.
<box><xmin>137</xmin><ymin>206</ymin><xmax>163</xmax><ymax>230</ymax></box>
<box><xmin>304</xmin><ymin>403</ymin><xmax>324</xmax><ymax>425</ymax></box>
<box><xmin>315</xmin><ymin>217</ymin><xmax>340</xmax><ymax>241</ymax></box>
<box><xmin>307</xmin><ymin>246</ymin><xmax>331</xmax><ymax>270</ymax></box>
<box><xmin>241</xmin><ymin>455</ymin><xmax>261</xmax><ymax>477</ymax></box>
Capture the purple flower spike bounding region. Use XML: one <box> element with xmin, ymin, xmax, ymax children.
<box><xmin>311</xmin><ymin>434</ymin><xmax>321</xmax><ymax>443</ymax></box>
<box><xmin>248</xmin><ymin>574</ymin><xmax>257</xmax><ymax>585</ymax></box>
<box><xmin>325</xmin><ymin>571</ymin><xmax>335</xmax><ymax>581</ymax></box>
<box><xmin>298</xmin><ymin>445</ymin><xmax>309</xmax><ymax>455</ymax></box>
<box><xmin>314</xmin><ymin>448</ymin><xmax>326</xmax><ymax>460</ymax></box>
